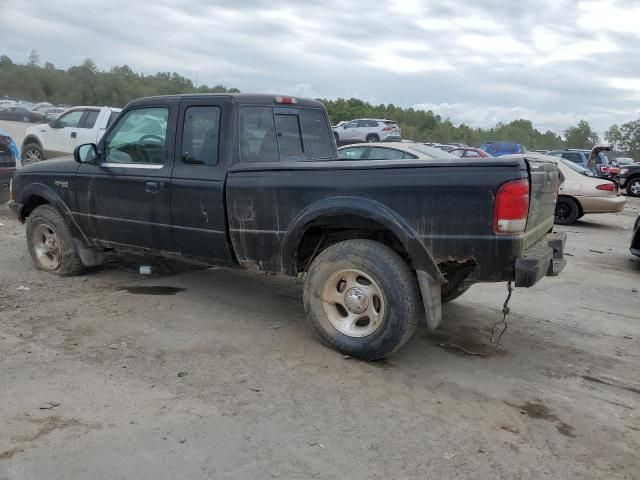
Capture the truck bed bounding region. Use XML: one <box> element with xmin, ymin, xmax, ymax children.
<box><xmin>226</xmin><ymin>156</ymin><xmax>559</xmax><ymax>282</ymax></box>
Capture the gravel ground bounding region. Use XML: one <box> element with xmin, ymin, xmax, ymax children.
<box><xmin>0</xmin><ymin>119</ymin><xmax>639</xmax><ymax>479</ymax></box>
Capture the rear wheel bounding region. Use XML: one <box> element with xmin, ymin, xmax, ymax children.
<box><xmin>303</xmin><ymin>239</ymin><xmax>420</xmax><ymax>360</ymax></box>
<box><xmin>22</xmin><ymin>143</ymin><xmax>44</xmax><ymax>165</ymax></box>
<box><xmin>365</xmin><ymin>134</ymin><xmax>379</xmax><ymax>143</ymax></box>
<box><xmin>554</xmin><ymin>197</ymin><xmax>580</xmax><ymax>225</ymax></box>
<box><xmin>626</xmin><ymin>178</ymin><xmax>640</xmax><ymax>197</ymax></box>
<box><xmin>26</xmin><ymin>205</ymin><xmax>84</xmax><ymax>276</ymax></box>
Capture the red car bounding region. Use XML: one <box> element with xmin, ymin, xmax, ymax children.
<box><xmin>448</xmin><ymin>147</ymin><xmax>492</xmax><ymax>158</ymax></box>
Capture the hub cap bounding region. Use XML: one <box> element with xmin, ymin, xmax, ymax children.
<box><xmin>32</xmin><ymin>223</ymin><xmax>61</xmax><ymax>270</ymax></box>
<box><xmin>322</xmin><ymin>269</ymin><xmax>385</xmax><ymax>337</ymax></box>
<box><xmin>24</xmin><ymin>149</ymin><xmax>43</xmax><ymax>164</ymax></box>
<box><xmin>631</xmin><ymin>181</ymin><xmax>640</xmax><ymax>195</ymax></box>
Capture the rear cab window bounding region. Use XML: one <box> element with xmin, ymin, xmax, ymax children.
<box><xmin>239</xmin><ymin>106</ymin><xmax>335</xmax><ymax>163</ymax></box>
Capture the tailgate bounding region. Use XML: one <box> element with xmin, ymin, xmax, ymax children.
<box><xmin>525</xmin><ymin>156</ymin><xmax>559</xmax><ymax>248</ymax></box>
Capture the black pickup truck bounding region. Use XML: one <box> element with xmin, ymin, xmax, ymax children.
<box><xmin>9</xmin><ymin>94</ymin><xmax>566</xmax><ymax>359</ymax></box>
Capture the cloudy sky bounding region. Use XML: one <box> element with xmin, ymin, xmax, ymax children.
<box><xmin>3</xmin><ymin>0</ymin><xmax>640</xmax><ymax>133</ymax></box>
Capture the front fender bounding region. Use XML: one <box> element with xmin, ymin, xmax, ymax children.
<box><xmin>281</xmin><ymin>195</ymin><xmax>444</xmax><ymax>283</ymax></box>
<box><xmin>18</xmin><ymin>182</ymin><xmax>89</xmax><ymax>243</ymax></box>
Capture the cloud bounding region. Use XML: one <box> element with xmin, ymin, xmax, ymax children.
<box><xmin>2</xmin><ymin>0</ymin><xmax>639</xmax><ymax>133</ymax></box>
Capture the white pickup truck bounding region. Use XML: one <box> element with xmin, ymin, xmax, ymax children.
<box><xmin>21</xmin><ymin>106</ymin><xmax>121</xmax><ymax>164</ymax></box>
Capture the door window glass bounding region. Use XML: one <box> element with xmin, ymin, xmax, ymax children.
<box><xmin>57</xmin><ymin>110</ymin><xmax>84</xmax><ymax>128</ymax></box>
<box><xmin>239</xmin><ymin>107</ymin><xmax>278</xmax><ymax>163</ymax></box>
<box><xmin>181</xmin><ymin>106</ymin><xmax>221</xmax><ymax>166</ymax></box>
<box><xmin>562</xmin><ymin>152</ymin><xmax>582</xmax><ymax>164</ymax></box>
<box><xmin>104</xmin><ymin>107</ymin><xmax>168</xmax><ymax>165</ymax></box>
<box><xmin>82</xmin><ymin>110</ymin><xmax>99</xmax><ymax>129</ymax></box>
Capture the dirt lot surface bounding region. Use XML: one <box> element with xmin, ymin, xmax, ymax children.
<box><xmin>1</xmin><ymin>120</ymin><xmax>639</xmax><ymax>479</ymax></box>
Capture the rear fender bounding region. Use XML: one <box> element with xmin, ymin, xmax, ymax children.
<box><xmin>281</xmin><ymin>196</ymin><xmax>444</xmax><ymax>284</ymax></box>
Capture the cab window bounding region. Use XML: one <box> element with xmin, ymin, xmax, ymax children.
<box><xmin>181</xmin><ymin>106</ymin><xmax>221</xmax><ymax>166</ymax></box>
<box><xmin>239</xmin><ymin>106</ymin><xmax>278</xmax><ymax>163</ymax></box>
<box><xmin>104</xmin><ymin>107</ymin><xmax>168</xmax><ymax>165</ymax></box>
<box><xmin>57</xmin><ymin>110</ymin><xmax>84</xmax><ymax>128</ymax></box>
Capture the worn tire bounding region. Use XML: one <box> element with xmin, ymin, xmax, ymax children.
<box><xmin>26</xmin><ymin>205</ymin><xmax>84</xmax><ymax>276</ymax></box>
<box><xmin>22</xmin><ymin>143</ymin><xmax>45</xmax><ymax>165</ymax></box>
<box><xmin>303</xmin><ymin>239</ymin><xmax>420</xmax><ymax>360</ymax></box>
<box><xmin>365</xmin><ymin>134</ymin><xmax>379</xmax><ymax>143</ymax></box>
<box><xmin>626</xmin><ymin>177</ymin><xmax>640</xmax><ymax>197</ymax></box>
<box><xmin>554</xmin><ymin>197</ymin><xmax>580</xmax><ymax>225</ymax></box>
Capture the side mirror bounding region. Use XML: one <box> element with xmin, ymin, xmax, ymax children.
<box><xmin>49</xmin><ymin>119</ymin><xmax>62</xmax><ymax>129</ymax></box>
<box><xmin>74</xmin><ymin>143</ymin><xmax>99</xmax><ymax>164</ymax></box>
<box><xmin>343</xmin><ymin>125</ymin><xmax>348</xmax><ymax>129</ymax></box>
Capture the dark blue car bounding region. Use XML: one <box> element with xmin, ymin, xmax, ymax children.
<box><xmin>478</xmin><ymin>141</ymin><xmax>526</xmax><ymax>156</ymax></box>
<box><xmin>0</xmin><ymin>127</ymin><xmax>19</xmax><ymax>203</ymax></box>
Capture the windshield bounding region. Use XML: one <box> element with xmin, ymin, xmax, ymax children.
<box><xmin>409</xmin><ymin>144</ymin><xmax>456</xmax><ymax>158</ymax></box>
<box><xmin>560</xmin><ymin>158</ymin><xmax>594</xmax><ymax>176</ymax></box>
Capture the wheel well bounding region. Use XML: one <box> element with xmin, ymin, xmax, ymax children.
<box><xmin>22</xmin><ymin>195</ymin><xmax>49</xmax><ymax>219</ymax></box>
<box><xmin>558</xmin><ymin>194</ymin><xmax>583</xmax><ymax>217</ymax></box>
<box><xmin>366</xmin><ymin>133</ymin><xmax>379</xmax><ymax>139</ymax></box>
<box><xmin>22</xmin><ymin>135</ymin><xmax>42</xmax><ymax>150</ymax></box>
<box><xmin>626</xmin><ymin>174</ymin><xmax>640</xmax><ymax>183</ymax></box>
<box><xmin>295</xmin><ymin>215</ymin><xmax>411</xmax><ymax>273</ymax></box>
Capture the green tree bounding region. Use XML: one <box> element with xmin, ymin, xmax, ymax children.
<box><xmin>619</xmin><ymin>118</ymin><xmax>640</xmax><ymax>159</ymax></box>
<box><xmin>564</xmin><ymin>120</ymin><xmax>599</xmax><ymax>148</ymax></box>
<box><xmin>28</xmin><ymin>49</ymin><xmax>40</xmax><ymax>67</ymax></box>
<box><xmin>605</xmin><ymin>124</ymin><xmax>623</xmax><ymax>150</ymax></box>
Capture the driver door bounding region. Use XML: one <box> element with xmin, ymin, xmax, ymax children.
<box><xmin>74</xmin><ymin>104</ymin><xmax>177</xmax><ymax>252</ymax></box>
<box><xmin>340</xmin><ymin>121</ymin><xmax>358</xmax><ymax>142</ymax></box>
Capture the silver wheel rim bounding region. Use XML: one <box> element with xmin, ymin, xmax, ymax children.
<box><xmin>631</xmin><ymin>181</ymin><xmax>640</xmax><ymax>195</ymax></box>
<box><xmin>32</xmin><ymin>223</ymin><xmax>62</xmax><ymax>270</ymax></box>
<box><xmin>24</xmin><ymin>149</ymin><xmax>42</xmax><ymax>164</ymax></box>
<box><xmin>322</xmin><ymin>268</ymin><xmax>385</xmax><ymax>337</ymax></box>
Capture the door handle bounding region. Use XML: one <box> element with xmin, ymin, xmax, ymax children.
<box><xmin>70</xmin><ymin>132</ymin><xmax>77</xmax><ymax>138</ymax></box>
<box><xmin>145</xmin><ymin>181</ymin><xmax>163</xmax><ymax>193</ymax></box>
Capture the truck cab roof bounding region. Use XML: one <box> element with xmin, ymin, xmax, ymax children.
<box><xmin>126</xmin><ymin>93</ymin><xmax>325</xmax><ymax>109</ymax></box>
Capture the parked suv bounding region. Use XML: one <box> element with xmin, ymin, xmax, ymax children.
<box><xmin>547</xmin><ymin>148</ymin><xmax>614</xmax><ymax>178</ymax></box>
<box><xmin>333</xmin><ymin>118</ymin><xmax>401</xmax><ymax>145</ymax></box>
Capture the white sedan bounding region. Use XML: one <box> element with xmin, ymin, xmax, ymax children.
<box><xmin>338</xmin><ymin>142</ymin><xmax>456</xmax><ymax>160</ymax></box>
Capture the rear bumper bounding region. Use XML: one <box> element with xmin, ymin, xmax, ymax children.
<box><xmin>578</xmin><ymin>195</ymin><xmax>625</xmax><ymax>213</ymax></box>
<box><xmin>515</xmin><ymin>232</ymin><xmax>566</xmax><ymax>287</ymax></box>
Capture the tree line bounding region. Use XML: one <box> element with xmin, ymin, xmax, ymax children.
<box><xmin>1</xmin><ymin>51</ymin><xmax>638</xmax><ymax>157</ymax></box>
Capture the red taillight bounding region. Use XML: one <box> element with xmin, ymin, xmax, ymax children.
<box><xmin>274</xmin><ymin>96</ymin><xmax>298</xmax><ymax>105</ymax></box>
<box><xmin>600</xmin><ymin>165</ymin><xmax>609</xmax><ymax>174</ymax></box>
<box><xmin>494</xmin><ymin>179</ymin><xmax>530</xmax><ymax>235</ymax></box>
<box><xmin>608</xmin><ymin>167</ymin><xmax>620</xmax><ymax>175</ymax></box>
<box><xmin>596</xmin><ymin>182</ymin><xmax>616</xmax><ymax>192</ymax></box>
<box><xmin>382</xmin><ymin>127</ymin><xmax>392</xmax><ymax>131</ymax></box>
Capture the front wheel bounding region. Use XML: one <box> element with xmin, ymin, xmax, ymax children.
<box><xmin>303</xmin><ymin>239</ymin><xmax>420</xmax><ymax>360</ymax></box>
<box><xmin>26</xmin><ymin>205</ymin><xmax>84</xmax><ymax>276</ymax></box>
<box><xmin>626</xmin><ymin>178</ymin><xmax>640</xmax><ymax>197</ymax></box>
<box><xmin>22</xmin><ymin>143</ymin><xmax>45</xmax><ymax>165</ymax></box>
<box><xmin>554</xmin><ymin>197</ymin><xmax>580</xmax><ymax>225</ymax></box>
